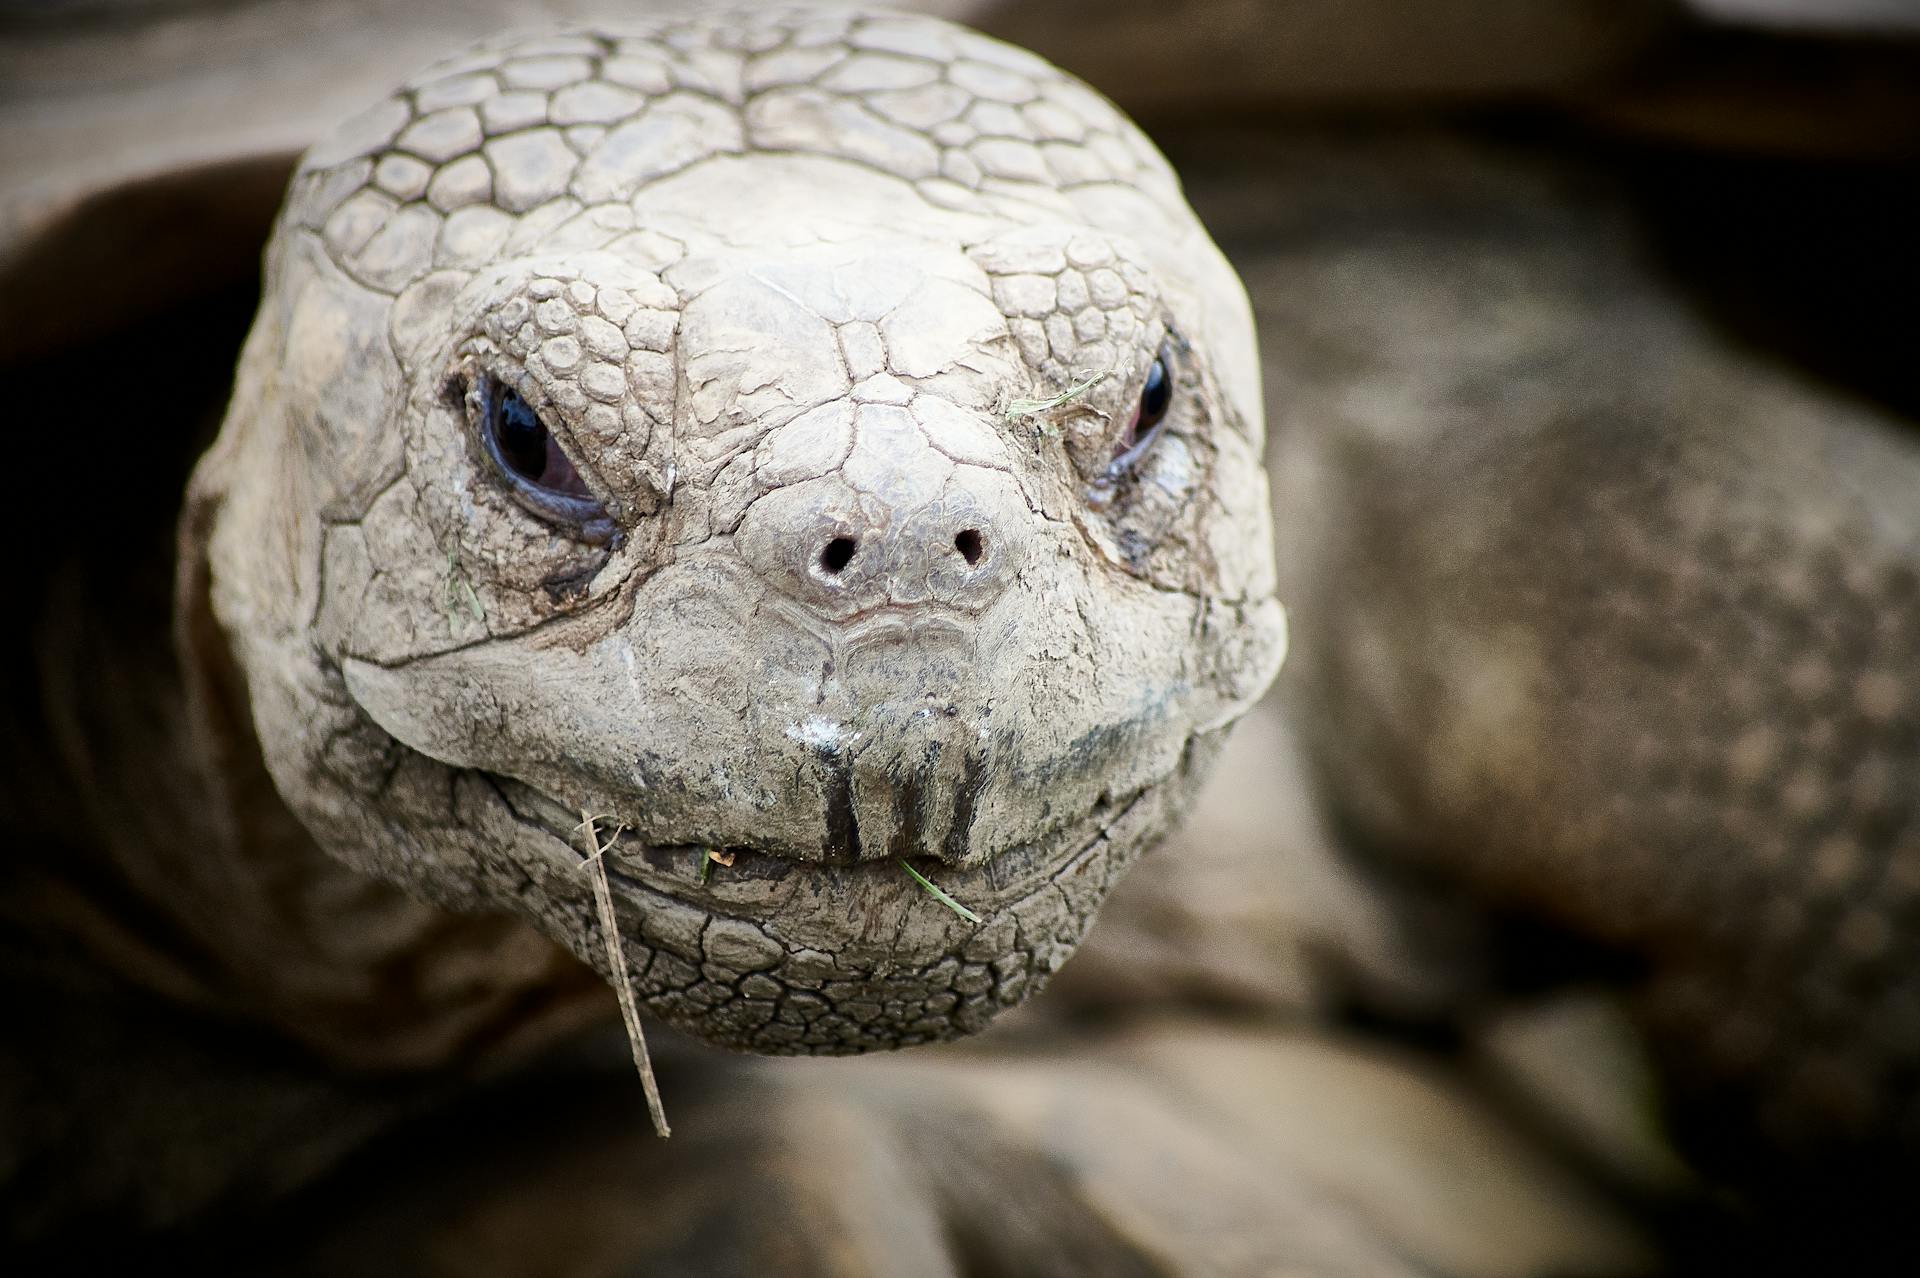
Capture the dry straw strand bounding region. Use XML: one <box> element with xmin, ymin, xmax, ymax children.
<box><xmin>578</xmin><ymin>810</ymin><xmax>671</xmax><ymax>1137</ymax></box>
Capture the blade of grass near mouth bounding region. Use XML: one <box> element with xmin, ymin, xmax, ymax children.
<box><xmin>898</xmin><ymin>859</ymin><xmax>983</xmax><ymax>924</ymax></box>
<box><xmin>579</xmin><ymin>811</ymin><xmax>670</xmax><ymax>1138</ymax></box>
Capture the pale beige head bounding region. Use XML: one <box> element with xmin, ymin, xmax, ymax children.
<box><xmin>191</xmin><ymin>7</ymin><xmax>1284</xmax><ymax>1053</ymax></box>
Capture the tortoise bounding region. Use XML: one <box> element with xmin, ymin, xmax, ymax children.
<box><xmin>4</xmin><ymin>1</ymin><xmax>1919</xmax><ymax>1273</ymax></box>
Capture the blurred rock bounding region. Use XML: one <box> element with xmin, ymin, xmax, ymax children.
<box><xmin>205</xmin><ymin>1020</ymin><xmax>1653</xmax><ymax>1277</ymax></box>
<box><xmin>1686</xmin><ymin>0</ymin><xmax>1920</xmax><ymax>32</ymax></box>
<box><xmin>978</xmin><ymin>0</ymin><xmax>1672</xmax><ymax>111</ymax></box>
<box><xmin>1471</xmin><ymin>993</ymin><xmax>1698</xmax><ymax>1196</ymax></box>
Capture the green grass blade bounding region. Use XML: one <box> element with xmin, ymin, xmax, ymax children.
<box><xmin>898</xmin><ymin>859</ymin><xmax>983</xmax><ymax>924</ymax></box>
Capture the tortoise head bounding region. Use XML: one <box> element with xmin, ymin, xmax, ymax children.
<box><xmin>188</xmin><ymin>9</ymin><xmax>1283</xmax><ymax>1054</ymax></box>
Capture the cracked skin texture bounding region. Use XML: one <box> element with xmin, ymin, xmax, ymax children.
<box><xmin>187</xmin><ymin>9</ymin><xmax>1284</xmax><ymax>1057</ymax></box>
<box><xmin>1251</xmin><ymin>140</ymin><xmax>1920</xmax><ymax>1200</ymax></box>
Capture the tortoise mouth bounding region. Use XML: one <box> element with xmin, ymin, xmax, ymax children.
<box><xmin>490</xmin><ymin>768</ymin><xmax>1147</xmax><ymax>914</ymax></box>
<box><xmin>482</xmin><ymin>767</ymin><xmax>1179</xmax><ymax>1055</ymax></box>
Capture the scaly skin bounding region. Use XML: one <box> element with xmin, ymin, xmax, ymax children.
<box><xmin>1255</xmin><ymin>135</ymin><xmax>1920</xmax><ymax>1202</ymax></box>
<box><xmin>187</xmin><ymin>9</ymin><xmax>1283</xmax><ymax>1057</ymax></box>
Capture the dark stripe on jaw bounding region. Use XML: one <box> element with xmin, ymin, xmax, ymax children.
<box><xmin>886</xmin><ymin>741</ymin><xmax>940</xmax><ymax>860</ymax></box>
<box><xmin>818</xmin><ymin>742</ymin><xmax>861</xmax><ymax>861</ymax></box>
<box><xmin>945</xmin><ymin>747</ymin><xmax>988</xmax><ymax>864</ymax></box>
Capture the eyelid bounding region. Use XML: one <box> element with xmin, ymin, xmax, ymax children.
<box><xmin>1105</xmin><ymin>410</ymin><xmax>1170</xmax><ymax>481</ymax></box>
<box><xmin>1105</xmin><ymin>346</ymin><xmax>1175</xmax><ymax>481</ymax></box>
<box><xmin>472</xmin><ymin>372</ymin><xmax>620</xmax><ymax>545</ymax></box>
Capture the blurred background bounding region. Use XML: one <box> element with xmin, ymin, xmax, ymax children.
<box><xmin>3</xmin><ymin>2</ymin><xmax>1918</xmax><ymax>1274</ymax></box>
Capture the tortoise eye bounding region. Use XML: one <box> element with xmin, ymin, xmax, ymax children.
<box><xmin>485</xmin><ymin>381</ymin><xmax>588</xmax><ymax>495</ymax></box>
<box><xmin>1109</xmin><ymin>347</ymin><xmax>1174</xmax><ymax>476</ymax></box>
<box><xmin>473</xmin><ymin>374</ymin><xmax>615</xmax><ymax>543</ymax></box>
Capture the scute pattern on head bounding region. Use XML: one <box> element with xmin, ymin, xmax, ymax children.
<box><xmin>297</xmin><ymin>11</ymin><xmax>1180</xmax><ymax>285</ymax></box>
<box><xmin>191</xmin><ymin>7</ymin><xmax>1283</xmax><ymax>1054</ymax></box>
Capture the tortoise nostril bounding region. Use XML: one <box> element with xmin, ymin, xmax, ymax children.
<box><xmin>954</xmin><ymin>529</ymin><xmax>985</xmax><ymax>567</ymax></box>
<box><xmin>819</xmin><ymin>536</ymin><xmax>859</xmax><ymax>575</ymax></box>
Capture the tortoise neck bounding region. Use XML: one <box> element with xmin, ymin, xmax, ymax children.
<box><xmin>5</xmin><ymin>530</ymin><xmax>607</xmax><ymax>1074</ymax></box>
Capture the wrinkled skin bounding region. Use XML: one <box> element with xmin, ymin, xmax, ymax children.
<box><xmin>1252</xmin><ymin>124</ymin><xmax>1920</xmax><ymax>1220</ymax></box>
<box><xmin>189</xmin><ymin>9</ymin><xmax>1282</xmax><ymax>1056</ymax></box>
